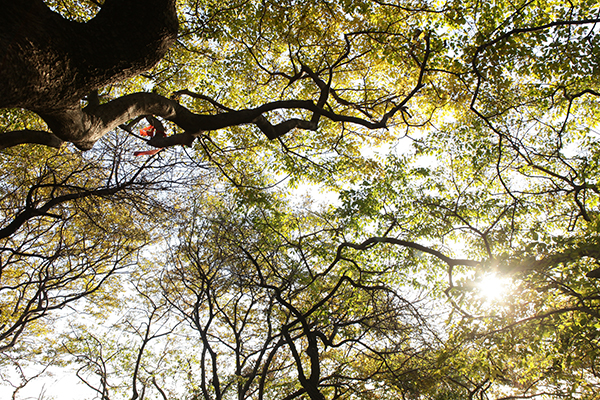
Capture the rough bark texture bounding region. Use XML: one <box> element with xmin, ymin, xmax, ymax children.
<box><xmin>0</xmin><ymin>0</ymin><xmax>178</xmax><ymax>149</ymax></box>
<box><xmin>0</xmin><ymin>0</ymin><xmax>177</xmax><ymax>110</ymax></box>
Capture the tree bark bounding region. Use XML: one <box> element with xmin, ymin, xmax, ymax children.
<box><xmin>0</xmin><ymin>0</ymin><xmax>177</xmax><ymax>149</ymax></box>
<box><xmin>0</xmin><ymin>0</ymin><xmax>177</xmax><ymax>111</ymax></box>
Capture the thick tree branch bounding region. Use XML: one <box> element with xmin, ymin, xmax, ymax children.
<box><xmin>0</xmin><ymin>0</ymin><xmax>178</xmax><ymax>149</ymax></box>
<box><xmin>0</xmin><ymin>0</ymin><xmax>178</xmax><ymax>111</ymax></box>
<box><xmin>85</xmin><ymin>89</ymin><xmax>423</xmax><ymax>149</ymax></box>
<box><xmin>0</xmin><ymin>130</ymin><xmax>63</xmax><ymax>150</ymax></box>
<box><xmin>0</xmin><ymin>0</ymin><xmax>429</xmax><ymax>152</ymax></box>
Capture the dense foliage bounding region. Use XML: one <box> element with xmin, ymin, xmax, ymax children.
<box><xmin>1</xmin><ymin>0</ymin><xmax>600</xmax><ymax>399</ymax></box>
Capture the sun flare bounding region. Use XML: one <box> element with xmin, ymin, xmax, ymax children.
<box><xmin>477</xmin><ymin>273</ymin><xmax>511</xmax><ymax>301</ymax></box>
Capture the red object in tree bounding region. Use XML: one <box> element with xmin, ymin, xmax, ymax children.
<box><xmin>139</xmin><ymin>125</ymin><xmax>156</xmax><ymax>137</ymax></box>
<box><xmin>134</xmin><ymin>149</ymin><xmax>162</xmax><ymax>156</ymax></box>
<box><xmin>134</xmin><ymin>125</ymin><xmax>166</xmax><ymax>156</ymax></box>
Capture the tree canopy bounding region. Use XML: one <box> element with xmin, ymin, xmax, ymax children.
<box><xmin>1</xmin><ymin>0</ymin><xmax>600</xmax><ymax>399</ymax></box>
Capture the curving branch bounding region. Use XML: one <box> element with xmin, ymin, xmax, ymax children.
<box><xmin>0</xmin><ymin>130</ymin><xmax>64</xmax><ymax>150</ymax></box>
<box><xmin>0</xmin><ymin>87</ymin><xmax>419</xmax><ymax>151</ymax></box>
<box><xmin>334</xmin><ymin>236</ymin><xmax>480</xmax><ymax>269</ymax></box>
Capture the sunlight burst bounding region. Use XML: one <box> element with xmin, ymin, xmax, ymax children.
<box><xmin>477</xmin><ymin>273</ymin><xmax>511</xmax><ymax>301</ymax></box>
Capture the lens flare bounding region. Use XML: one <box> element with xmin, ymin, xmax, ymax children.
<box><xmin>477</xmin><ymin>273</ymin><xmax>511</xmax><ymax>301</ymax></box>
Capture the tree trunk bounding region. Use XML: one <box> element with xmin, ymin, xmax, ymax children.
<box><xmin>0</xmin><ymin>0</ymin><xmax>177</xmax><ymax>146</ymax></box>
